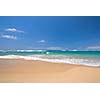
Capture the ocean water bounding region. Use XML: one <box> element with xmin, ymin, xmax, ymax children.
<box><xmin>0</xmin><ymin>50</ymin><xmax>100</xmax><ymax>67</ymax></box>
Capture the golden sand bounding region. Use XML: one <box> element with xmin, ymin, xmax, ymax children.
<box><xmin>0</xmin><ymin>59</ymin><xmax>100</xmax><ymax>83</ymax></box>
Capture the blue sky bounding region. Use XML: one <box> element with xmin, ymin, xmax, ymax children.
<box><xmin>0</xmin><ymin>16</ymin><xmax>100</xmax><ymax>50</ymax></box>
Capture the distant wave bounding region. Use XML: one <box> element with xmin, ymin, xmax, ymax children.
<box><xmin>0</xmin><ymin>50</ymin><xmax>47</xmax><ymax>52</ymax></box>
<box><xmin>16</xmin><ymin>50</ymin><xmax>46</xmax><ymax>52</ymax></box>
<box><xmin>0</xmin><ymin>55</ymin><xmax>100</xmax><ymax>67</ymax></box>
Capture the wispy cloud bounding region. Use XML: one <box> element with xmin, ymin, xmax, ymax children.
<box><xmin>0</xmin><ymin>35</ymin><xmax>17</xmax><ymax>40</ymax></box>
<box><xmin>47</xmin><ymin>47</ymin><xmax>63</xmax><ymax>50</ymax></box>
<box><xmin>86</xmin><ymin>46</ymin><xmax>100</xmax><ymax>50</ymax></box>
<box><xmin>5</xmin><ymin>28</ymin><xmax>24</xmax><ymax>33</ymax></box>
<box><xmin>37</xmin><ymin>40</ymin><xmax>46</xmax><ymax>43</ymax></box>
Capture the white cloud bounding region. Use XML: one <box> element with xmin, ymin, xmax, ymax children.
<box><xmin>5</xmin><ymin>28</ymin><xmax>24</xmax><ymax>33</ymax></box>
<box><xmin>47</xmin><ymin>47</ymin><xmax>63</xmax><ymax>50</ymax></box>
<box><xmin>0</xmin><ymin>35</ymin><xmax>17</xmax><ymax>40</ymax></box>
<box><xmin>37</xmin><ymin>40</ymin><xmax>46</xmax><ymax>43</ymax></box>
<box><xmin>86</xmin><ymin>46</ymin><xmax>100</xmax><ymax>50</ymax></box>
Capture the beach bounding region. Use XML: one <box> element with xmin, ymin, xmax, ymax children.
<box><xmin>0</xmin><ymin>59</ymin><xmax>100</xmax><ymax>83</ymax></box>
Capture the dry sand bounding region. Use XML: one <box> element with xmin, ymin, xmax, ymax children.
<box><xmin>0</xmin><ymin>59</ymin><xmax>100</xmax><ymax>83</ymax></box>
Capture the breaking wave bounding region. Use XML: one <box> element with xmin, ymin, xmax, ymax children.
<box><xmin>0</xmin><ymin>55</ymin><xmax>100</xmax><ymax>67</ymax></box>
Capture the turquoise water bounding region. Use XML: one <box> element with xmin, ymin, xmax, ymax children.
<box><xmin>0</xmin><ymin>50</ymin><xmax>100</xmax><ymax>67</ymax></box>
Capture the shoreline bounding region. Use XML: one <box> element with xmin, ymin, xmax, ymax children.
<box><xmin>0</xmin><ymin>58</ymin><xmax>99</xmax><ymax>67</ymax></box>
<box><xmin>0</xmin><ymin>59</ymin><xmax>100</xmax><ymax>82</ymax></box>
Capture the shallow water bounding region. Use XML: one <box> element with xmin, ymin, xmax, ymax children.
<box><xmin>0</xmin><ymin>50</ymin><xmax>100</xmax><ymax>67</ymax></box>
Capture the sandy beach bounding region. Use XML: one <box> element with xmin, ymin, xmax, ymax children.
<box><xmin>0</xmin><ymin>59</ymin><xmax>100</xmax><ymax>83</ymax></box>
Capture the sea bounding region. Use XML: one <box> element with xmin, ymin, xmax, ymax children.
<box><xmin>0</xmin><ymin>50</ymin><xmax>100</xmax><ymax>67</ymax></box>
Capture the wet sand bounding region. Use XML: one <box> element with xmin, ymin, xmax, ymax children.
<box><xmin>0</xmin><ymin>59</ymin><xmax>100</xmax><ymax>82</ymax></box>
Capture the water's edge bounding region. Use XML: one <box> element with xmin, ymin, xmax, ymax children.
<box><xmin>0</xmin><ymin>55</ymin><xmax>100</xmax><ymax>67</ymax></box>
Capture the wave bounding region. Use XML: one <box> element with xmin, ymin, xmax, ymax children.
<box><xmin>0</xmin><ymin>50</ymin><xmax>47</xmax><ymax>52</ymax></box>
<box><xmin>16</xmin><ymin>50</ymin><xmax>46</xmax><ymax>52</ymax></box>
<box><xmin>0</xmin><ymin>55</ymin><xmax>100</xmax><ymax>67</ymax></box>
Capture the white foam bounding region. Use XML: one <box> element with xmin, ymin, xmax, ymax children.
<box><xmin>17</xmin><ymin>50</ymin><xmax>46</xmax><ymax>52</ymax></box>
<box><xmin>0</xmin><ymin>50</ymin><xmax>46</xmax><ymax>52</ymax></box>
<box><xmin>0</xmin><ymin>55</ymin><xmax>100</xmax><ymax>67</ymax></box>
